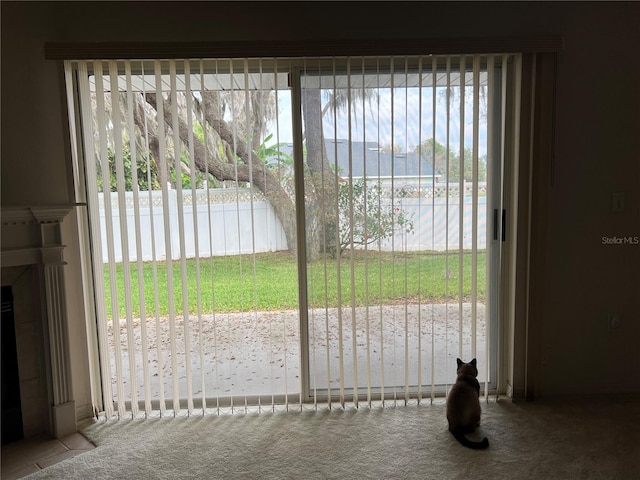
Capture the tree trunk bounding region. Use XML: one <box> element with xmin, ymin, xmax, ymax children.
<box><xmin>302</xmin><ymin>88</ymin><xmax>338</xmax><ymax>260</ymax></box>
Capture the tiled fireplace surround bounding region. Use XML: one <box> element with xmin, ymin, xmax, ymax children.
<box><xmin>1</xmin><ymin>206</ymin><xmax>77</xmax><ymax>439</ymax></box>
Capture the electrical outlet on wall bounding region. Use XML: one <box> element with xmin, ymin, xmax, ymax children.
<box><xmin>541</xmin><ymin>344</ymin><xmax>551</xmax><ymax>365</ymax></box>
<box><xmin>607</xmin><ymin>313</ymin><xmax>621</xmax><ymax>332</ymax></box>
<box><xmin>611</xmin><ymin>192</ymin><xmax>626</xmax><ymax>213</ymax></box>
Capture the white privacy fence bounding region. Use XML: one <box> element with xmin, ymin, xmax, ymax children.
<box><xmin>97</xmin><ymin>185</ymin><xmax>487</xmax><ymax>262</ymax></box>
<box><xmin>386</xmin><ymin>195</ymin><xmax>487</xmax><ymax>252</ymax></box>
<box><xmin>97</xmin><ymin>188</ymin><xmax>287</xmax><ymax>262</ymax></box>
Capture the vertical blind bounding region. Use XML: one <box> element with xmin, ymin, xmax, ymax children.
<box><xmin>65</xmin><ymin>53</ymin><xmax>521</xmax><ymax>417</ymax></box>
<box><xmin>300</xmin><ymin>56</ymin><xmax>514</xmax><ymax>407</ymax></box>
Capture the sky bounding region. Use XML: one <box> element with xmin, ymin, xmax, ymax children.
<box><xmin>266</xmin><ymin>86</ymin><xmax>488</xmax><ymax>156</ymax></box>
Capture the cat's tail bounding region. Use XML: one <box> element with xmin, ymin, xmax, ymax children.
<box><xmin>451</xmin><ymin>430</ymin><xmax>489</xmax><ymax>450</ymax></box>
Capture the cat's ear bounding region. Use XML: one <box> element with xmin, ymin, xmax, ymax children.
<box><xmin>456</xmin><ymin>358</ymin><xmax>463</xmax><ymax>367</ymax></box>
<box><xmin>471</xmin><ymin>358</ymin><xmax>477</xmax><ymax>367</ymax></box>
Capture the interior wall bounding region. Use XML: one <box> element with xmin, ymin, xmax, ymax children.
<box><xmin>540</xmin><ymin>4</ymin><xmax>640</xmax><ymax>395</ymax></box>
<box><xmin>2</xmin><ymin>1</ymin><xmax>638</xmax><ymax>408</ymax></box>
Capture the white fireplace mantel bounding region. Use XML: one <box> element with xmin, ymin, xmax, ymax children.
<box><xmin>2</xmin><ymin>204</ymin><xmax>80</xmax><ymax>438</ymax></box>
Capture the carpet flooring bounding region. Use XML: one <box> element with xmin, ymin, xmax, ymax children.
<box><xmin>24</xmin><ymin>394</ymin><xmax>640</xmax><ymax>479</ymax></box>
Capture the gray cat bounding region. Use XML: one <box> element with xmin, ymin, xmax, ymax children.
<box><xmin>446</xmin><ymin>358</ymin><xmax>489</xmax><ymax>449</ymax></box>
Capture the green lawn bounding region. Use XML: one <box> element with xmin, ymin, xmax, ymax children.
<box><xmin>104</xmin><ymin>250</ymin><xmax>486</xmax><ymax>318</ymax></box>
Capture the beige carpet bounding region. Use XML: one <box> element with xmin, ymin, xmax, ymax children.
<box><xmin>25</xmin><ymin>395</ymin><xmax>640</xmax><ymax>479</ymax></box>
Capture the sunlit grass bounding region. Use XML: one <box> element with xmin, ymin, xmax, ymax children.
<box><xmin>104</xmin><ymin>250</ymin><xmax>486</xmax><ymax>318</ymax></box>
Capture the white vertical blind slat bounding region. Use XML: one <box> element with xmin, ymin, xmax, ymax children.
<box><xmin>228</xmin><ymin>59</ymin><xmax>245</xmax><ymax>413</ymax></box>
<box><xmin>430</xmin><ymin>56</ymin><xmax>438</xmax><ymax>403</ymax></box>
<box><xmin>169</xmin><ymin>60</ymin><xmax>186</xmax><ymax>414</ymax></box>
<box><xmin>183</xmin><ymin>60</ymin><xmax>197</xmax><ymax>414</ymax></box>
<box><xmin>375</xmin><ymin>57</ymin><xmax>386</xmax><ymax>406</ymax></box>
<box><xmin>346</xmin><ymin>59</ymin><xmax>360</xmax><ymax>408</ymax></box>
<box><xmin>198</xmin><ymin>60</ymin><xmax>209</xmax><ymax>413</ymax></box>
<box><xmin>402</xmin><ymin>57</ymin><xmax>410</xmax><ymax>405</ymax></box>
<box><xmin>360</xmin><ymin>57</ymin><xmax>373</xmax><ymax>407</ymax></box>
<box><xmin>94</xmin><ymin>62</ymin><xmax>127</xmax><ymax>417</ymax></box>
<box><xmin>140</xmin><ymin>61</ymin><xmax>164</xmax><ymax>416</ymax></box>
<box><xmin>153</xmin><ymin>60</ymin><xmax>171</xmax><ymax>416</ymax></box>
<box><xmin>124</xmin><ymin>61</ymin><xmax>152</xmax><ymax>416</ymax></box>
<box><xmin>291</xmin><ymin>57</ymin><xmax>307</xmax><ymax>412</ymax></box>
<box><xmin>471</xmin><ymin>55</ymin><xmax>481</xmax><ymax>361</ymax></box>
<box><xmin>245</xmin><ymin>58</ymin><xmax>260</xmax><ymax>414</ymax></box>
<box><xmin>77</xmin><ymin>61</ymin><xmax>114</xmax><ymax>417</ymax></box>
<box><xmin>389</xmin><ymin>56</ymin><xmax>398</xmax><ymax>406</ymax></box>
<box><xmin>108</xmin><ymin>60</ymin><xmax>138</xmax><ymax>418</ymax></box>
<box><xmin>302</xmin><ymin>59</ymin><xmax>315</xmax><ymax>408</ymax></box>
<box><xmin>271</xmin><ymin>59</ymin><xmax>282</xmax><ymax>411</ymax></box>
<box><xmin>444</xmin><ymin>57</ymin><xmax>452</xmax><ymax>392</ymax></box>
<box><xmin>458</xmin><ymin>56</ymin><xmax>466</xmax><ymax>361</ymax></box>
<box><xmin>416</xmin><ymin>55</ymin><xmax>424</xmax><ymax>404</ymax></box>
<box><xmin>329</xmin><ymin>58</ymin><xmax>346</xmax><ymax>408</ymax></box>
<box><xmin>210</xmin><ymin>59</ymin><xmax>223</xmax><ymax>415</ymax></box>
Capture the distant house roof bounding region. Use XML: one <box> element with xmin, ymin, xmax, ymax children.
<box><xmin>324</xmin><ymin>139</ymin><xmax>437</xmax><ymax>179</ymax></box>
<box><xmin>276</xmin><ymin>139</ymin><xmax>438</xmax><ymax>179</ymax></box>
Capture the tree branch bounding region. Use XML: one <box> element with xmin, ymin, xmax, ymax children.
<box><xmin>138</xmin><ymin>92</ymin><xmax>299</xmax><ymax>253</ymax></box>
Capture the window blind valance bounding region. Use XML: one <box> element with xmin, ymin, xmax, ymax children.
<box><xmin>45</xmin><ymin>37</ymin><xmax>562</xmax><ymax>60</ymax></box>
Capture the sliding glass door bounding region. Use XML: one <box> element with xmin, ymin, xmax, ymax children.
<box><xmin>299</xmin><ymin>56</ymin><xmax>508</xmax><ymax>405</ymax></box>
<box><xmin>66</xmin><ymin>54</ymin><xmax>517</xmax><ymax>416</ymax></box>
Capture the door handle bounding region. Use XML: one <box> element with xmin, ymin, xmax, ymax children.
<box><xmin>501</xmin><ymin>209</ymin><xmax>506</xmax><ymax>242</ymax></box>
<box><xmin>493</xmin><ymin>209</ymin><xmax>506</xmax><ymax>241</ymax></box>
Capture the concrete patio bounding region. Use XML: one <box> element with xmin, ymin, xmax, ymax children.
<box><xmin>107</xmin><ymin>303</ymin><xmax>487</xmax><ymax>408</ymax></box>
